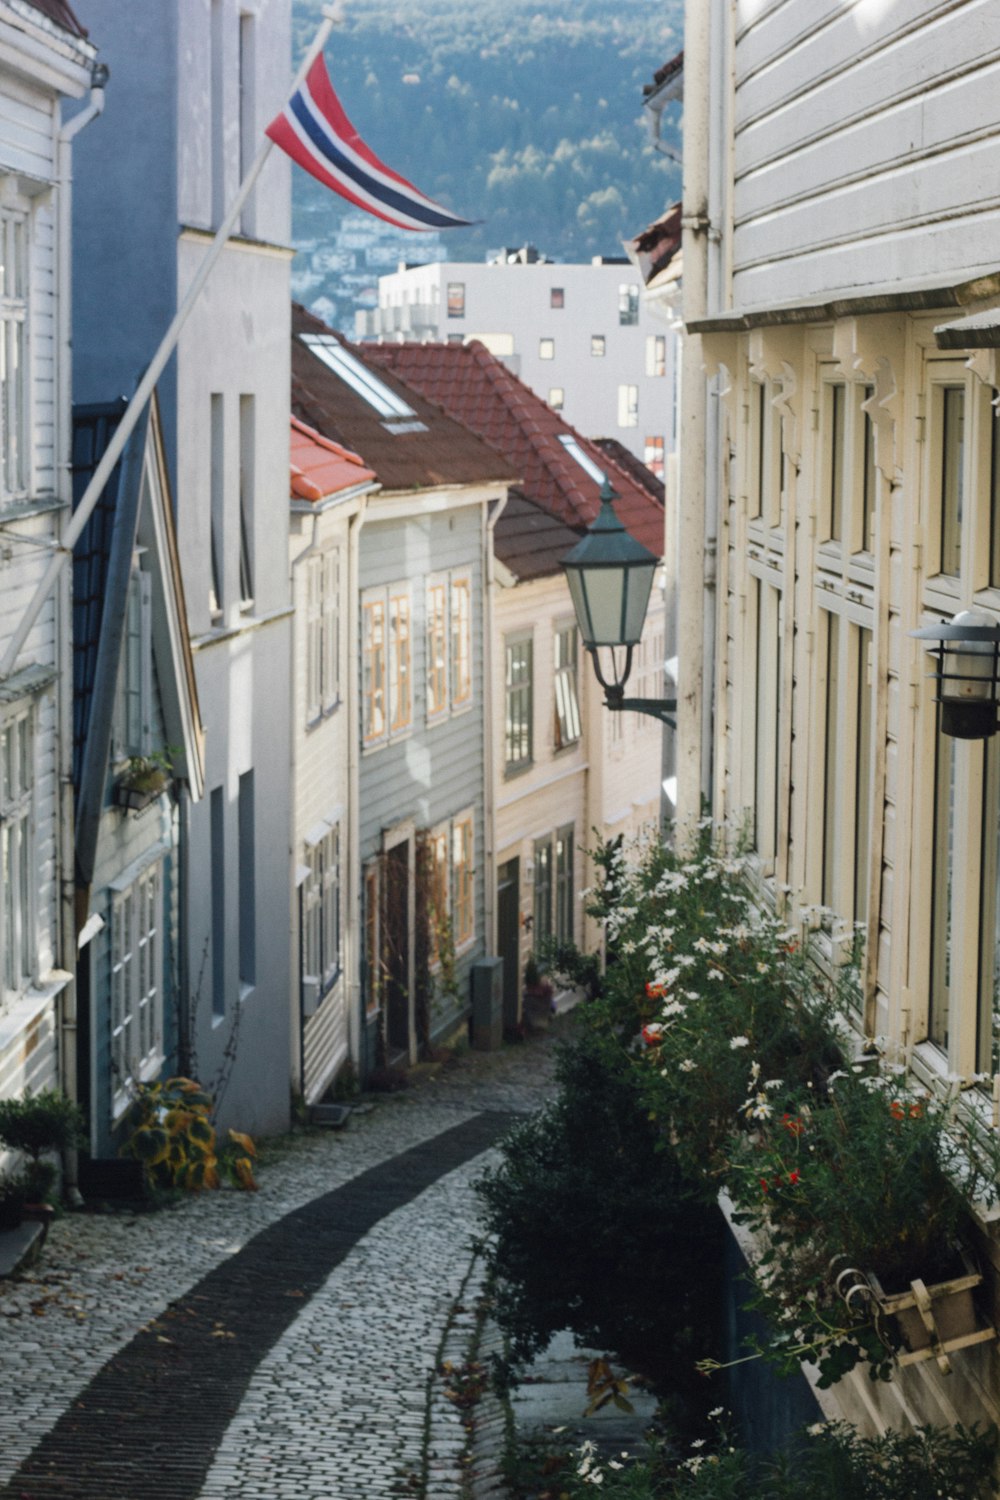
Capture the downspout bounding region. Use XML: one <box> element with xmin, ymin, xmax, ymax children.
<box><xmin>289</xmin><ymin>509</ymin><xmax>321</xmax><ymax>1101</ymax></box>
<box><xmin>347</xmin><ymin>491</ymin><xmax>370</xmax><ymax>1075</ymax></box>
<box><xmin>482</xmin><ymin>490</ymin><xmax>508</xmax><ymax>955</ymax></box>
<box><xmin>57</xmin><ymin>62</ymin><xmax>107</xmax><ymax>1202</ymax></box>
<box><xmin>677</xmin><ymin>0</ymin><xmax>711</xmax><ymax>836</ymax></box>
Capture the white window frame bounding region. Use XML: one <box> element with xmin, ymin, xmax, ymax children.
<box><xmin>111</xmin><ymin>562</ymin><xmax>152</xmax><ymax>763</ymax></box>
<box><xmin>303</xmin><ymin>820</ymin><xmax>342</xmax><ymax>998</ymax></box>
<box><xmin>306</xmin><ymin>547</ymin><xmax>341</xmax><ymax>724</ymax></box>
<box><xmin>449</xmin><ymin>569</ymin><xmax>473</xmax><ymax>713</ymax></box>
<box><xmin>0</xmin><ymin>201</ymin><xmax>30</xmax><ymax>509</ymax></box>
<box><xmin>452</xmin><ymin>809</ymin><xmax>475</xmax><ymax>952</ymax></box>
<box><xmin>553</xmin><ymin>621</ymin><xmax>581</xmax><ymax>751</ymax></box>
<box><xmin>362</xmin><ymin>581</ymin><xmax>413</xmax><ymax>748</ymax></box>
<box><xmin>0</xmin><ymin>702</ymin><xmax>35</xmax><ymax>1001</ymax></box>
<box><xmin>426</xmin><ymin>574</ymin><xmax>449</xmax><ymax>721</ymax></box>
<box><xmin>426</xmin><ymin>820</ymin><xmax>450</xmax><ymax>968</ymax></box>
<box><xmin>110</xmin><ymin>858</ymin><xmax>163</xmax><ymax>1116</ymax></box>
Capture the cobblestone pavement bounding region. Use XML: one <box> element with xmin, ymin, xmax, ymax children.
<box><xmin>0</xmin><ymin>1028</ymin><xmax>564</xmax><ymax>1500</ymax></box>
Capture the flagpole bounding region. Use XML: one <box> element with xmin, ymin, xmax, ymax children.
<box><xmin>0</xmin><ymin>2</ymin><xmax>345</xmax><ymax>681</ymax></box>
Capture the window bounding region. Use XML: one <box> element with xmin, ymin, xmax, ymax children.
<box><xmin>0</xmin><ymin>209</ymin><xmax>28</xmax><ymax>506</ymax></box>
<box><xmin>450</xmin><ymin>572</ymin><xmax>472</xmax><ymax>709</ymax></box>
<box><xmin>110</xmin><ymin>861</ymin><xmax>162</xmax><ymax>1102</ymax></box>
<box><xmin>238</xmin><ymin>10</ymin><xmax>257</xmax><ymax>235</ymax></box>
<box><xmin>929</xmin><ymin>730</ymin><xmax>956</xmax><ymax>1051</ymax></box>
<box><xmin>539</xmin><ymin>338</ymin><xmax>554</xmax><ymax>360</ymax></box>
<box><xmin>553</xmin><ymin>624</ymin><xmax>581</xmax><ymax>749</ymax></box>
<box><xmin>211</xmin><ymin>0</ymin><xmax>225</xmax><ymax>226</ymax></box>
<box><xmin>0</xmin><ymin>706</ymin><xmax>33</xmax><ymax>997</ymax></box>
<box><xmin>618</xmin><ymin>384</ymin><xmax>639</xmax><ymax>428</ymax></box>
<box><xmin>505</xmin><ymin>635</ymin><xmax>533</xmax><ymax>769</ymax></box>
<box><xmin>112</xmin><ymin>566</ymin><xmax>152</xmax><ymax>761</ymax></box>
<box><xmin>753</xmin><ymin>580</ymin><xmax>783</xmax><ymax>867</ymax></box>
<box><xmin>306</xmin><ymin>549</ymin><xmax>340</xmax><ymax>721</ymax></box>
<box><xmin>453</xmin><ymin>813</ymin><xmax>474</xmax><ymax>948</ymax></box>
<box><xmin>824</xmin><ymin>381</ymin><xmax>846</xmax><ymax>543</ymax></box>
<box><xmin>426</xmin><ymin>824</ymin><xmax>450</xmax><ymax>965</ymax></box>
<box><xmin>939</xmin><ymin>385</ymin><xmax>965</xmax><ymax>577</ymax></box>
<box><xmin>550</xmin><ymin>287</ymin><xmax>564</xmax><ymax>309</ymax></box>
<box><xmin>555</xmin><ymin>825</ymin><xmax>574</xmax><ymax>945</ymax></box>
<box><xmin>861</xmin><ymin>387</ymin><xmax>876</xmax><ymax>556</ymax></box>
<box><xmin>211</xmin><ymin>786</ymin><xmax>225</xmax><ymax>1018</ymax></box>
<box><xmin>238</xmin><ymin>770</ymin><xmax>255</xmax><ymax>990</ymax></box>
<box><xmin>300</xmin><ymin>335</ymin><xmax>425</xmax><ymax>432</ymax></box>
<box><xmin>548</xmin><ymin>388</ymin><xmax>564</xmax><ymax>412</ymax></box>
<box><xmin>618</xmin><ymin>284</ymin><xmax>639</xmax><ymax>325</ymax></box>
<box><xmin>533</xmin><ymin>837</ymin><xmax>552</xmax><ymax>945</ymax></box>
<box><xmin>209</xmin><ymin>392</ymin><xmax>223</xmax><ymax>618</ymax></box>
<box><xmin>591</xmin><ymin>335</ymin><xmax>606</xmax><ymax>357</ymax></box>
<box><xmin>447</xmin><ymin>282</ymin><xmax>465</xmax><ymax>318</ymax></box>
<box><xmin>363</xmin><ymin>583</ymin><xmax>412</xmax><ymax>745</ymax></box>
<box><xmin>426</xmin><ymin>578</ymin><xmax>448</xmax><ymax>719</ymax></box>
<box><xmin>364</xmin><ymin>863</ymin><xmax>381</xmax><ymax>1015</ymax></box>
<box><xmin>239</xmin><ymin>394</ymin><xmax>255</xmax><ymax>610</ymax></box>
<box><xmin>646</xmin><ymin>334</ymin><xmax>666</xmax><ymax>378</ymax></box>
<box><xmin>644</xmin><ymin>436</ymin><xmax>665</xmax><ymax>479</ymax></box>
<box><xmin>558</xmin><ymin>434</ymin><xmax>606</xmax><ymax>486</ymax></box>
<box><xmin>303</xmin><ymin>821</ymin><xmax>342</xmax><ymax>995</ymax></box>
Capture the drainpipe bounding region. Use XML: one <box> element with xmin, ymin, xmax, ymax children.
<box><xmin>289</xmin><ymin>510</ymin><xmax>321</xmax><ymax>1101</ymax></box>
<box><xmin>677</xmin><ymin>0</ymin><xmax>711</xmax><ymax>836</ymax></box>
<box><xmin>482</xmin><ymin>490</ymin><xmax>508</xmax><ymax>954</ymax></box>
<box><xmin>56</xmin><ymin>62</ymin><xmax>107</xmax><ymax>1203</ymax></box>
<box><xmin>347</xmin><ymin>492</ymin><xmax>370</xmax><ymax>1076</ymax></box>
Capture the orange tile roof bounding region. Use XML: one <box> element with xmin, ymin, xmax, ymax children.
<box><xmin>364</xmin><ymin>340</ymin><xmax>665</xmax><ymax>557</ymax></box>
<box><xmin>289</xmin><ymin>416</ymin><xmax>377</xmax><ymax>503</ymax></box>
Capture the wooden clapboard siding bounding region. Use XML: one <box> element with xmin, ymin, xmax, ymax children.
<box><xmin>730</xmin><ymin>0</ymin><xmax>1000</xmax><ymax>309</ymax></box>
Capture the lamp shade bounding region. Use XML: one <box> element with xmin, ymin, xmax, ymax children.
<box><xmin>912</xmin><ymin>608</ymin><xmax>1000</xmax><ymax>739</ymax></box>
<box><xmin>561</xmin><ymin>482</ymin><xmax>660</xmax><ymax>649</ymax></box>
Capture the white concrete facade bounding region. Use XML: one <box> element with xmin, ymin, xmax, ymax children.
<box><xmin>681</xmin><ymin>0</ymin><xmax>1000</xmax><ymax>1441</ymax></box>
<box><xmin>362</xmin><ymin>259</ymin><xmax>677</xmax><ymax>469</ymax></box>
<box><xmin>0</xmin><ymin>4</ymin><xmax>94</xmax><ymax>1111</ymax></box>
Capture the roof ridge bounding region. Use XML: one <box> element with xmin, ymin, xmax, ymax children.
<box><xmin>290</xmin><ymin>413</ymin><xmax>367</xmax><ymax>468</ymax></box>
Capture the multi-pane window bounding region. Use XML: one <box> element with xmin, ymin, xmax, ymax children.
<box><xmin>110</xmin><ymin>862</ymin><xmax>161</xmax><ymax>1100</ymax></box>
<box><xmin>553</xmin><ymin>624</ymin><xmax>581</xmax><ymax>750</ymax></box>
<box><xmin>0</xmin><ymin>209</ymin><xmax>28</xmax><ymax>507</ymax></box>
<box><xmin>618</xmin><ymin>284</ymin><xmax>639</xmax><ymax>325</ymax></box>
<box><xmin>450</xmin><ymin>573</ymin><xmax>472</xmax><ymax>708</ymax></box>
<box><xmin>427</xmin><ymin>825</ymin><xmax>449</xmax><ymax>965</ymax></box>
<box><xmin>363</xmin><ymin>583</ymin><xmax>412</xmax><ymax>745</ymax></box>
<box><xmin>505</xmin><ymin>635</ymin><xmax>533</xmax><ymax>769</ymax></box>
<box><xmin>591</xmin><ymin>335</ymin><xmax>606</xmax><ymax>357</ymax></box>
<box><xmin>303</xmin><ymin>822</ymin><xmax>342</xmax><ymax>995</ymax></box>
<box><xmin>646</xmin><ymin>334</ymin><xmax>666</xmax><ymax>377</ymax></box>
<box><xmin>555</xmin><ymin>825</ymin><xmax>574</xmax><ymax>945</ymax></box>
<box><xmin>306</xmin><ymin>549</ymin><xmax>340</xmax><ymax>722</ymax></box>
<box><xmin>112</xmin><ymin>567</ymin><xmax>152</xmax><ymax>761</ymax></box>
<box><xmin>447</xmin><ymin>282</ymin><xmax>465</xmax><ymax>318</ymax></box>
<box><xmin>618</xmin><ymin>385</ymin><xmax>639</xmax><ymax>428</ymax></box>
<box><xmin>539</xmin><ymin>338</ymin><xmax>554</xmax><ymax>360</ymax></box>
<box><xmin>533</xmin><ymin>836</ymin><xmax>553</xmax><ymax>945</ymax></box>
<box><xmin>938</xmin><ymin>384</ymin><xmax>965</xmax><ymax>577</ymax></box>
<box><xmin>453</xmin><ymin>813</ymin><xmax>474</xmax><ymax>948</ymax></box>
<box><xmin>644</xmin><ymin>436</ymin><xmax>664</xmax><ymax>479</ymax></box>
<box><xmin>820</xmin><ymin>613</ymin><xmax>872</xmax><ymax>928</ymax></box>
<box><xmin>0</xmin><ymin>707</ymin><xmax>33</xmax><ymax>997</ymax></box>
<box><xmin>426</xmin><ymin>579</ymin><xmax>448</xmax><ymax>719</ymax></box>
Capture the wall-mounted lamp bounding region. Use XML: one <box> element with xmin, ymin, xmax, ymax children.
<box><xmin>560</xmin><ymin>479</ymin><xmax>676</xmax><ymax>726</ymax></box>
<box><xmin>912</xmin><ymin>608</ymin><xmax>1000</xmax><ymax>739</ymax></box>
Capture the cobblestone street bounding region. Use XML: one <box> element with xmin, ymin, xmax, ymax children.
<box><xmin>0</xmin><ymin>1030</ymin><xmax>563</xmax><ymax>1500</ymax></box>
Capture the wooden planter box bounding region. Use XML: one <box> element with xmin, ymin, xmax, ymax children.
<box><xmin>869</xmin><ymin>1256</ymin><xmax>997</xmax><ymax>1373</ymax></box>
<box><xmin>112</xmin><ymin>775</ymin><xmax>166</xmax><ymax>813</ymax></box>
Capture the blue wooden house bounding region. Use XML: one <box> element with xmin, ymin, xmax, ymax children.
<box><xmin>72</xmin><ymin>397</ymin><xmax>203</xmax><ymax>1158</ymax></box>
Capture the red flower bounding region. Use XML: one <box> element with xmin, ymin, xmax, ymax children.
<box><xmin>645</xmin><ymin>981</ymin><xmax>667</xmax><ymax>1000</ymax></box>
<box><xmin>788</xmin><ymin>1170</ymin><xmax>800</xmax><ymax>1186</ymax></box>
<box><xmin>782</xmin><ymin>1114</ymin><xmax>805</xmax><ymax>1137</ymax></box>
<box><xmin>909</xmin><ymin>1102</ymin><xmax>923</xmax><ymax>1119</ymax></box>
<box><xmin>890</xmin><ymin>1100</ymin><xmax>905</xmax><ymax>1121</ymax></box>
<box><xmin>641</xmin><ymin>1024</ymin><xmax>662</xmax><ymax>1048</ymax></box>
<box><xmin>760</xmin><ymin>1178</ymin><xmax>769</xmax><ymax>1194</ymax></box>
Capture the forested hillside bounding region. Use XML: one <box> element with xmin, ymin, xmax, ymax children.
<box><xmin>291</xmin><ymin>0</ymin><xmax>683</xmax><ymax>268</ymax></box>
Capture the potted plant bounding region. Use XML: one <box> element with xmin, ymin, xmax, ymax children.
<box><xmin>113</xmin><ymin>746</ymin><xmax>176</xmax><ymax>812</ymax></box>
<box><xmin>728</xmin><ymin>1071</ymin><xmax>1000</xmax><ymax>1384</ymax></box>
<box><xmin>0</xmin><ymin>1088</ymin><xmax>83</xmax><ymax>1204</ymax></box>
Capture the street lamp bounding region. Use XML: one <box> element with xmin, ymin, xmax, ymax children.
<box><xmin>912</xmin><ymin>608</ymin><xmax>1000</xmax><ymax>739</ymax></box>
<box><xmin>560</xmin><ymin>479</ymin><xmax>676</xmax><ymax>726</ymax></box>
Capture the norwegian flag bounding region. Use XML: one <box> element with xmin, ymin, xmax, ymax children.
<box><xmin>266</xmin><ymin>53</ymin><xmax>472</xmax><ymax>232</ymax></box>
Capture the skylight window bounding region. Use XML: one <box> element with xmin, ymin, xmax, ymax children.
<box><xmin>302</xmin><ymin>335</ymin><xmax>417</xmax><ymax>421</ymax></box>
<box><xmin>558</xmin><ymin>434</ymin><xmax>606</xmax><ymax>487</ymax></box>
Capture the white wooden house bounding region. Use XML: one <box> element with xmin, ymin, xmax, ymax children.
<box><xmin>679</xmin><ymin>0</ymin><xmax>1000</xmax><ymax>1442</ymax></box>
<box><xmin>0</xmin><ymin>1</ymin><xmax>96</xmax><ymax>1117</ymax></box>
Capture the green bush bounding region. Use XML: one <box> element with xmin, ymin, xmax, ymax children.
<box><xmin>0</xmin><ymin>1089</ymin><xmax>83</xmax><ymax>1201</ymax></box>
<box><xmin>476</xmin><ymin>1028</ymin><xmax>725</xmax><ymax>1414</ymax></box>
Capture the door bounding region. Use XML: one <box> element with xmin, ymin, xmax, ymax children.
<box><xmin>496</xmin><ymin>856</ymin><xmax>520</xmax><ymax>1033</ymax></box>
<box><xmin>383</xmin><ymin>839</ymin><xmax>411</xmax><ymax>1060</ymax></box>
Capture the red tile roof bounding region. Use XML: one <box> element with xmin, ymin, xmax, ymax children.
<box><xmin>493</xmin><ymin>492</ymin><xmax>583</xmax><ymax>582</ymax></box>
<box><xmin>292</xmin><ymin>304</ymin><xmax>520</xmax><ymax>494</ymax></box>
<box><xmin>27</xmin><ymin>0</ymin><xmax>87</xmax><ymax>38</ymax></box>
<box><xmin>289</xmin><ymin>416</ymin><xmax>376</xmax><ymax>502</ymax></box>
<box><xmin>364</xmin><ymin>340</ymin><xmax>665</xmax><ymax>558</ymax></box>
<box><xmin>644</xmin><ymin>50</ymin><xmax>683</xmax><ymax>97</ymax></box>
<box><xmin>626</xmin><ymin>202</ymin><xmax>682</xmax><ymax>287</ymax></box>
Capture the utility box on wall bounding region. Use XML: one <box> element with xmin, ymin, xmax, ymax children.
<box><xmin>470</xmin><ymin>957</ymin><xmax>504</xmax><ymax>1051</ymax></box>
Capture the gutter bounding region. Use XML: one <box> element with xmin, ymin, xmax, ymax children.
<box><xmin>482</xmin><ymin>491</ymin><xmax>508</xmax><ymax>958</ymax></box>
<box><xmin>56</xmin><ymin>60</ymin><xmax>107</xmax><ymax>1201</ymax></box>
